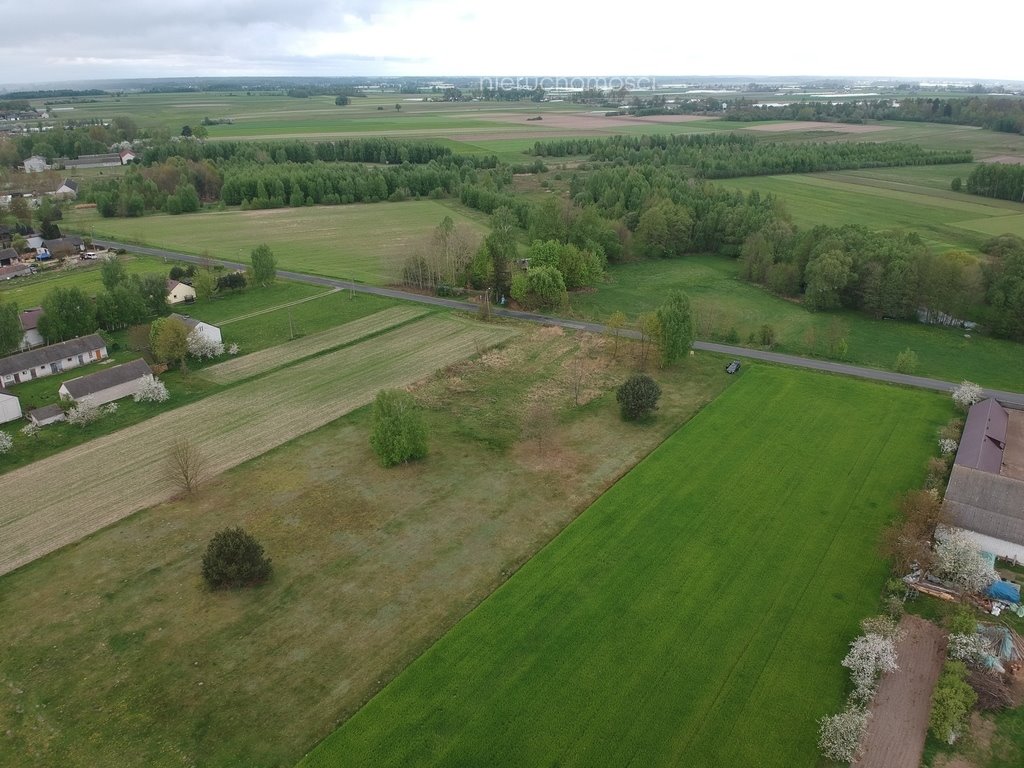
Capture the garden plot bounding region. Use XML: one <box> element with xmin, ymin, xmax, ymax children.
<box><xmin>0</xmin><ymin>315</ymin><xmax>515</xmax><ymax>577</ymax></box>
<box><xmin>201</xmin><ymin>306</ymin><xmax>431</xmax><ymax>384</ymax></box>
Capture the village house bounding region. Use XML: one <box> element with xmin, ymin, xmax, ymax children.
<box><xmin>22</xmin><ymin>155</ymin><xmax>48</xmax><ymax>173</ymax></box>
<box><xmin>18</xmin><ymin>307</ymin><xmax>44</xmax><ymax>350</ymax></box>
<box><xmin>169</xmin><ymin>313</ymin><xmax>222</xmax><ymax>344</ymax></box>
<box><xmin>0</xmin><ymin>391</ymin><xmax>22</xmax><ymax>424</ymax></box>
<box><xmin>0</xmin><ymin>247</ymin><xmax>18</xmax><ymax>266</ymax></box>
<box><xmin>53</xmin><ymin>179</ymin><xmax>79</xmax><ymax>200</ymax></box>
<box><xmin>166</xmin><ymin>279</ymin><xmax>197</xmax><ymax>304</ymax></box>
<box><xmin>59</xmin><ymin>358</ymin><xmax>152</xmax><ymax>406</ymax></box>
<box><xmin>0</xmin><ymin>334</ymin><xmax>108</xmax><ymax>388</ymax></box>
<box><xmin>944</xmin><ymin>398</ymin><xmax>1024</xmax><ymax>561</ymax></box>
<box><xmin>42</xmin><ymin>236</ymin><xmax>86</xmax><ymax>259</ymax></box>
<box><xmin>119</xmin><ymin>149</ymin><xmax>137</xmax><ymax>164</ymax></box>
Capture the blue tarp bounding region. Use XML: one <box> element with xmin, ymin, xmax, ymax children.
<box><xmin>986</xmin><ymin>580</ymin><xmax>1021</xmax><ymax>603</ymax></box>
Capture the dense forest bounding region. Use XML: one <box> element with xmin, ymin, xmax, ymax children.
<box><xmin>725</xmin><ymin>96</ymin><xmax>1024</xmax><ymax>134</ymax></box>
<box><xmin>530</xmin><ymin>133</ymin><xmax>971</xmax><ymax>178</ymax></box>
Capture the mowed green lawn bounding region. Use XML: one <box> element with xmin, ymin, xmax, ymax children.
<box><xmin>572</xmin><ymin>255</ymin><xmax>1024</xmax><ymax>392</ymax></box>
<box><xmin>300</xmin><ymin>365</ymin><xmax>948</xmax><ymax>768</ymax></box>
<box><xmin>0</xmin><ymin>254</ymin><xmax>168</xmax><ymax>308</ymax></box>
<box><xmin>65</xmin><ymin>201</ymin><xmax>488</xmax><ymax>284</ymax></box>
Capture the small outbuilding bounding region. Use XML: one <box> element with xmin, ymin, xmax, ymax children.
<box><xmin>27</xmin><ymin>403</ymin><xmax>65</xmax><ymax>427</ymax></box>
<box><xmin>53</xmin><ymin>179</ymin><xmax>79</xmax><ymax>199</ymax></box>
<box><xmin>19</xmin><ymin>307</ymin><xmax>44</xmax><ymax>350</ymax></box>
<box><xmin>59</xmin><ymin>358</ymin><xmax>153</xmax><ymax>406</ymax></box>
<box><xmin>166</xmin><ymin>279</ymin><xmax>197</xmax><ymax>304</ymax></box>
<box><xmin>169</xmin><ymin>313</ymin><xmax>222</xmax><ymax>344</ymax></box>
<box><xmin>0</xmin><ymin>392</ymin><xmax>22</xmax><ymax>424</ymax></box>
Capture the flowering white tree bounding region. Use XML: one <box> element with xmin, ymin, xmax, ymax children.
<box><xmin>952</xmin><ymin>381</ymin><xmax>983</xmax><ymax>411</ymax></box>
<box><xmin>187</xmin><ymin>330</ymin><xmax>225</xmax><ymax>360</ymax></box>
<box><xmin>20</xmin><ymin>422</ymin><xmax>40</xmax><ymax>439</ymax></box>
<box><xmin>66</xmin><ymin>398</ymin><xmax>102</xmax><ymax>427</ymax></box>
<box><xmin>947</xmin><ymin>633</ymin><xmax>987</xmax><ymax>665</ymax></box>
<box><xmin>939</xmin><ymin>438</ymin><xmax>959</xmax><ymax>456</ymax></box>
<box><xmin>228</xmin><ymin>343</ymin><xmax>240</xmax><ymax>356</ymax></box>
<box><xmin>819</xmin><ymin>705</ymin><xmax>870</xmax><ymax>763</ymax></box>
<box><xmin>133</xmin><ymin>375</ymin><xmax>170</xmax><ymax>403</ymax></box>
<box><xmin>0</xmin><ymin>430</ymin><xmax>12</xmax><ymax>454</ymax></box>
<box><xmin>101</xmin><ymin>402</ymin><xmax>119</xmax><ymax>416</ymax></box>
<box><xmin>934</xmin><ymin>529</ymin><xmax>997</xmax><ymax>593</ymax></box>
<box><xmin>842</xmin><ymin>632</ymin><xmax>900</xmax><ymax>701</ymax></box>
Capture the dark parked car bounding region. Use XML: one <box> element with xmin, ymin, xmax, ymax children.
<box><xmin>725</xmin><ymin>360</ymin><xmax>741</xmax><ymax>374</ymax></box>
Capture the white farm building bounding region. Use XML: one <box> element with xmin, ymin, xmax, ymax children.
<box><xmin>59</xmin><ymin>358</ymin><xmax>152</xmax><ymax>406</ymax></box>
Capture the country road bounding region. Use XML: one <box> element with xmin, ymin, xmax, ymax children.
<box><xmin>92</xmin><ymin>238</ymin><xmax>1024</xmax><ymax>407</ymax></box>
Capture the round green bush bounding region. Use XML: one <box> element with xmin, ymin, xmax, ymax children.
<box><xmin>201</xmin><ymin>527</ymin><xmax>273</xmax><ymax>589</ymax></box>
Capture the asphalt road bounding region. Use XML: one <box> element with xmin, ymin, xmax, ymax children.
<box><xmin>93</xmin><ymin>238</ymin><xmax>1024</xmax><ymax>407</ymax></box>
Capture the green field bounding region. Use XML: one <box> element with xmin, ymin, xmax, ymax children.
<box><xmin>715</xmin><ymin>172</ymin><xmax>1024</xmax><ymax>251</ymax></box>
<box><xmin>65</xmin><ymin>200</ymin><xmax>489</xmax><ymax>284</ymax></box>
<box><xmin>300</xmin><ymin>365</ymin><xmax>948</xmax><ymax>768</ymax></box>
<box><xmin>571</xmin><ymin>255</ymin><xmax>1024</xmax><ymax>392</ymax></box>
<box><xmin>0</xmin><ymin>253</ymin><xmax>168</xmax><ymax>308</ymax></box>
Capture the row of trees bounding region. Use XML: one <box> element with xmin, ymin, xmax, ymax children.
<box><xmin>530</xmin><ymin>133</ymin><xmax>971</xmax><ymax>178</ymax></box>
<box><xmin>965</xmin><ymin>162</ymin><xmax>1024</xmax><ymax>202</ymax></box>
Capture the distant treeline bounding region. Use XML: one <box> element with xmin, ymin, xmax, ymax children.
<box><xmin>137</xmin><ymin>137</ymin><xmax>481</xmax><ymax>167</ymax></box>
<box><xmin>965</xmin><ymin>163</ymin><xmax>1024</xmax><ymax>202</ymax></box>
<box><xmin>530</xmin><ymin>133</ymin><xmax>971</xmax><ymax>178</ymax></box>
<box><xmin>726</xmin><ymin>97</ymin><xmax>1024</xmax><ymax>134</ymax></box>
<box><xmin>2</xmin><ymin>89</ymin><xmax>106</xmax><ymax>99</ymax></box>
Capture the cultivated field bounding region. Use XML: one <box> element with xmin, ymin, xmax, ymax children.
<box><xmin>65</xmin><ymin>200</ymin><xmax>488</xmax><ymax>284</ymax></box>
<box><xmin>201</xmin><ymin>305</ymin><xmax>430</xmax><ymax>383</ymax></box>
<box><xmin>300</xmin><ymin>366</ymin><xmax>949</xmax><ymax>768</ymax></box>
<box><xmin>0</xmin><ymin>327</ymin><xmax>732</xmax><ymax>768</ymax></box>
<box><xmin>715</xmin><ymin>172</ymin><xmax>1024</xmax><ymax>251</ymax></box>
<box><xmin>0</xmin><ymin>315</ymin><xmax>515</xmax><ymax>576</ymax></box>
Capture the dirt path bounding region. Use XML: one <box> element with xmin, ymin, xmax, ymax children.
<box><xmin>854</xmin><ymin>616</ymin><xmax>947</xmax><ymax>768</ymax></box>
<box><xmin>218</xmin><ymin>286</ymin><xmax>338</xmax><ymax>325</ymax></box>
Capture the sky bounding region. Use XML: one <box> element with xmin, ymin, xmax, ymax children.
<box><xmin>3</xmin><ymin>0</ymin><xmax>1021</xmax><ymax>87</ymax></box>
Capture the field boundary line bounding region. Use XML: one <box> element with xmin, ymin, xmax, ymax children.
<box><xmin>218</xmin><ymin>287</ymin><xmax>341</xmax><ymax>325</ymax></box>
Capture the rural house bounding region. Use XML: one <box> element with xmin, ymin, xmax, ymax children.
<box><xmin>166</xmin><ymin>279</ymin><xmax>197</xmax><ymax>304</ymax></box>
<box><xmin>0</xmin><ymin>247</ymin><xmax>17</xmax><ymax>266</ymax></box>
<box><xmin>22</xmin><ymin>155</ymin><xmax>48</xmax><ymax>173</ymax></box>
<box><xmin>53</xmin><ymin>179</ymin><xmax>79</xmax><ymax>199</ymax></box>
<box><xmin>59</xmin><ymin>358</ymin><xmax>152</xmax><ymax>406</ymax></box>
<box><xmin>944</xmin><ymin>398</ymin><xmax>1024</xmax><ymax>561</ymax></box>
<box><xmin>119</xmin><ymin>149</ymin><xmax>137</xmax><ymax>164</ymax></box>
<box><xmin>0</xmin><ymin>391</ymin><xmax>22</xmax><ymax>424</ymax></box>
<box><xmin>42</xmin><ymin>236</ymin><xmax>85</xmax><ymax>259</ymax></box>
<box><xmin>169</xmin><ymin>313</ymin><xmax>222</xmax><ymax>344</ymax></box>
<box><xmin>27</xmin><ymin>403</ymin><xmax>66</xmax><ymax>427</ymax></box>
<box><xmin>0</xmin><ymin>334</ymin><xmax>108</xmax><ymax>388</ymax></box>
<box><xmin>18</xmin><ymin>307</ymin><xmax>44</xmax><ymax>349</ymax></box>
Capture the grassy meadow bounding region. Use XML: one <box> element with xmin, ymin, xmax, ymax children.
<box><xmin>571</xmin><ymin>255</ymin><xmax>1024</xmax><ymax>392</ymax></box>
<box><xmin>65</xmin><ymin>200</ymin><xmax>489</xmax><ymax>284</ymax></box>
<box><xmin>300</xmin><ymin>365</ymin><xmax>949</xmax><ymax>768</ymax></box>
<box><xmin>0</xmin><ymin>253</ymin><xmax>169</xmax><ymax>308</ymax></box>
<box><xmin>0</xmin><ymin>327</ymin><xmax>732</xmax><ymax>768</ymax></box>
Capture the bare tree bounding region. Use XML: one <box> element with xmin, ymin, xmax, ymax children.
<box><xmin>521</xmin><ymin>399</ymin><xmax>555</xmax><ymax>455</ymax></box>
<box><xmin>166</xmin><ymin>437</ymin><xmax>207</xmax><ymax>495</ymax></box>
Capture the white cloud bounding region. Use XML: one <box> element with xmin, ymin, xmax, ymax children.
<box><xmin>2</xmin><ymin>0</ymin><xmax>1022</xmax><ymax>85</ymax></box>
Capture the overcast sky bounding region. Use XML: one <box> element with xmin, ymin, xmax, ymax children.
<box><xmin>4</xmin><ymin>0</ymin><xmax>1021</xmax><ymax>87</ymax></box>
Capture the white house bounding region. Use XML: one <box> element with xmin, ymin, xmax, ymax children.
<box><xmin>18</xmin><ymin>307</ymin><xmax>44</xmax><ymax>350</ymax></box>
<box><xmin>0</xmin><ymin>334</ymin><xmax>108</xmax><ymax>388</ymax></box>
<box><xmin>169</xmin><ymin>313</ymin><xmax>222</xmax><ymax>344</ymax></box>
<box><xmin>0</xmin><ymin>392</ymin><xmax>21</xmax><ymax>424</ymax></box>
<box><xmin>166</xmin><ymin>279</ymin><xmax>197</xmax><ymax>304</ymax></box>
<box><xmin>23</xmin><ymin>155</ymin><xmax>48</xmax><ymax>173</ymax></box>
<box><xmin>59</xmin><ymin>358</ymin><xmax>152</xmax><ymax>406</ymax></box>
<box><xmin>119</xmin><ymin>149</ymin><xmax>137</xmax><ymax>164</ymax></box>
